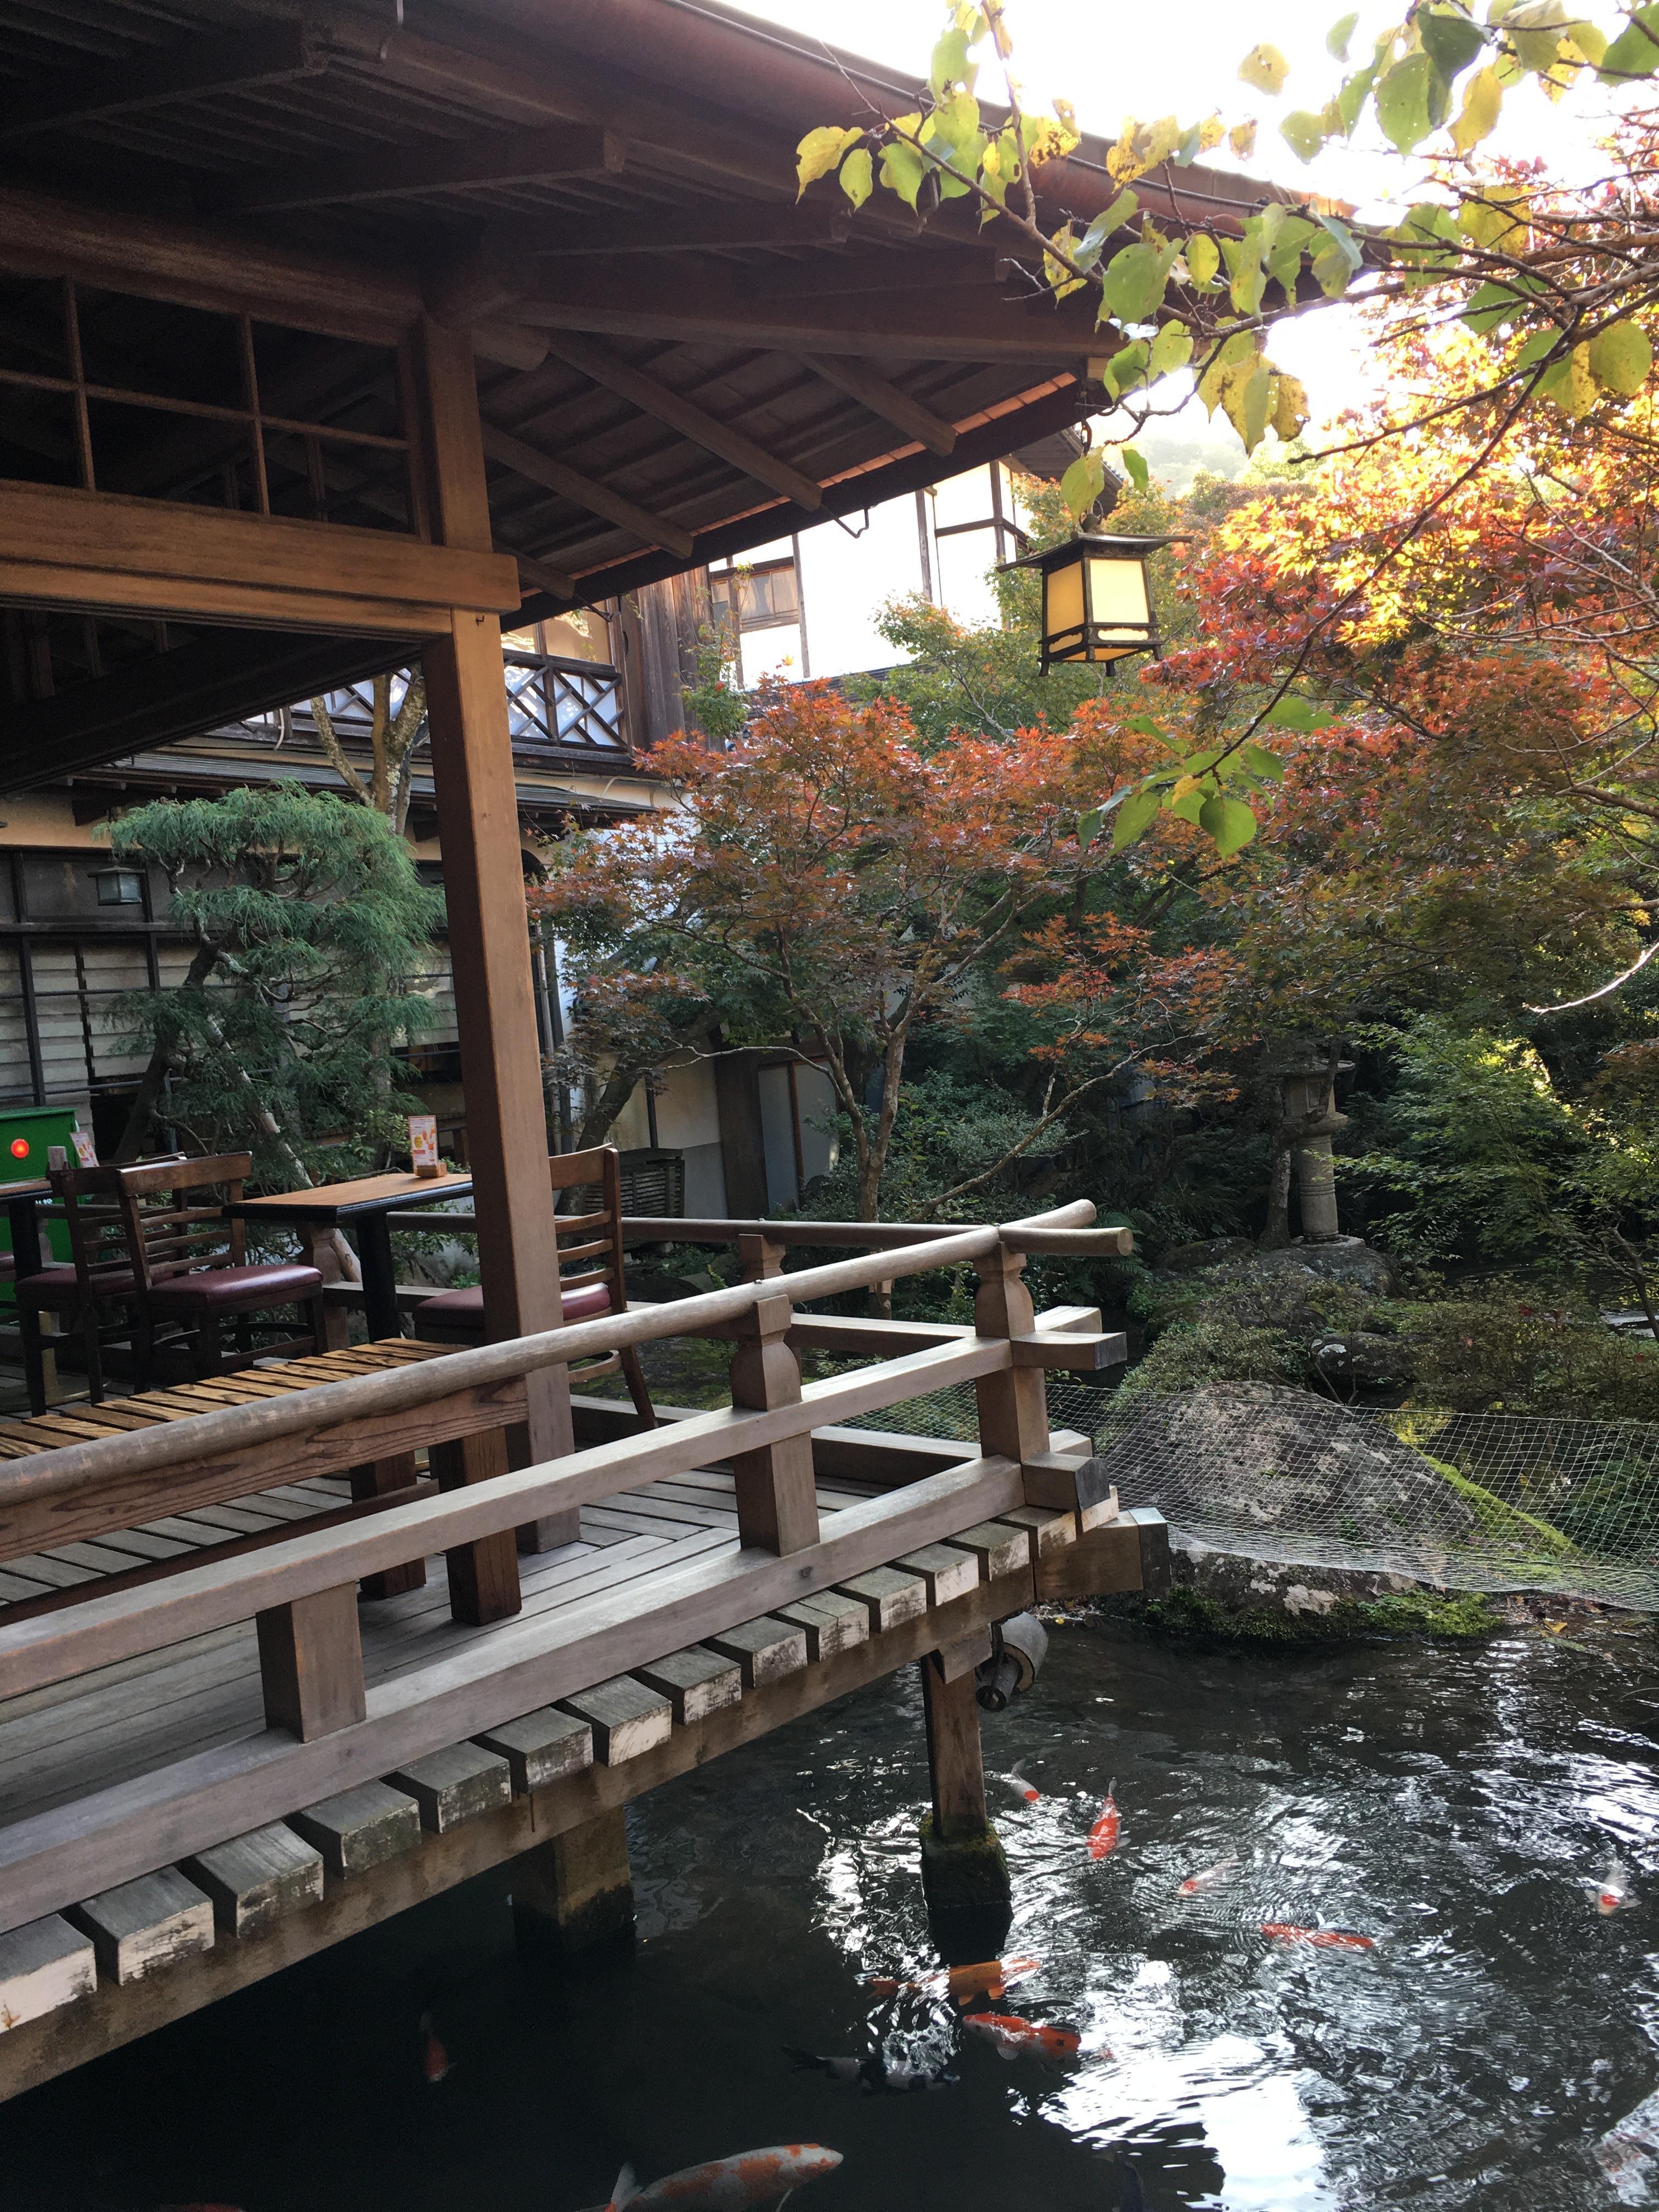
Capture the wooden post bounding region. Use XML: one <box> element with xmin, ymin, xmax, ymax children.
<box><xmin>415</xmin><ymin>313</ymin><xmax>577</xmax><ymax>1553</ymax></box>
<box><xmin>728</xmin><ymin>1286</ymin><xmax>819</xmax><ymax>1554</ymax></box>
<box><xmin>296</xmin><ymin>1222</ymin><xmax>350</xmax><ymax>1351</ymax></box>
<box><xmin>917</xmin><ymin>1643</ymin><xmax>1010</xmax><ymax>1928</ymax></box>
<box><xmin>255</xmin><ymin>1584</ymin><xmax>365</xmax><ymax>1740</ymax></box>
<box><xmin>920</xmin><ymin>1650</ymin><xmax>990</xmax><ymax>1839</ymax></box>
<box><xmin>972</xmin><ymin>1245</ymin><xmax>1050</xmax><ymax>1468</ymax></box>
<box><xmin>347</xmin><ymin>1452</ymin><xmax>426</xmax><ymax>1599</ymax></box>
<box><xmin>513</xmin><ymin>1807</ymin><xmax>634</xmax><ymax>1954</ymax></box>
<box><xmin>429</xmin><ymin>1427</ymin><xmax>522</xmax><ymax>1625</ymax></box>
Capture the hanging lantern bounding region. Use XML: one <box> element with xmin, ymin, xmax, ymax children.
<box><xmin>1002</xmin><ymin>524</ymin><xmax>1181</xmax><ymax>674</ymax></box>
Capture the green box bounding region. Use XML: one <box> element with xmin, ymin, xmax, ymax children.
<box><xmin>0</xmin><ymin>1105</ymin><xmax>84</xmax><ymax>1301</ymax></box>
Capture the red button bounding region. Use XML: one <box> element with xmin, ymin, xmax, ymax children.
<box><xmin>9</xmin><ymin>1138</ymin><xmax>29</xmax><ymax>1159</ymax></box>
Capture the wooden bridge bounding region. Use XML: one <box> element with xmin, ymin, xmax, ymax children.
<box><xmin>0</xmin><ymin>1204</ymin><xmax>1167</xmax><ymax>2098</ymax></box>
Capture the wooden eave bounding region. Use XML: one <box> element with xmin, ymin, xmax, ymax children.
<box><xmin>0</xmin><ymin>0</ymin><xmax>1277</xmax><ymax>768</ymax></box>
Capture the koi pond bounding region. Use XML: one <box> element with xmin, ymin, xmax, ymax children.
<box><xmin>8</xmin><ymin>1611</ymin><xmax>1656</xmax><ymax>2211</ymax></box>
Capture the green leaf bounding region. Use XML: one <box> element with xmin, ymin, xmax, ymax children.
<box><xmin>1111</xmin><ymin>788</ymin><xmax>1164</xmax><ymax>848</ymax></box>
<box><xmin>1266</xmin><ymin>694</ymin><xmax>1336</xmax><ymax>732</ymax></box>
<box><xmin>1336</xmin><ymin>55</ymin><xmax>1381</xmax><ymax>129</ymax></box>
<box><xmin>1170</xmin><ymin>784</ymin><xmax>1209</xmax><ymax>826</ymax></box>
<box><xmin>1238</xmin><ymin>41</ymin><xmax>1291</xmax><ymax>92</ymax></box>
<box><xmin>1462</xmin><ymin>273</ymin><xmax>1547</xmax><ymax>333</ymax></box>
<box><xmin>1244</xmin><ymin>741</ymin><xmax>1286</xmax><ymax>780</ymax></box>
<box><xmin>1601</xmin><ymin>2</ymin><xmax>1659</xmax><ymax>77</ymax></box>
<box><xmin>1103</xmin><ymin>240</ymin><xmax>1173</xmax><ymax>324</ymax></box>
<box><xmin>1076</xmin><ymin>189</ymin><xmax>1138</xmax><ymax>270</ymax></box>
<box><xmin>1511</xmin><ymin>325</ymin><xmax>1563</xmax><ymax>376</ymax></box>
<box><xmin>1375</xmin><ymin>51</ymin><xmax>1442</xmax><ymax>149</ymax></box>
<box><xmin>1589</xmin><ymin>318</ymin><xmax>1655</xmax><ymax>395</ymax></box>
<box><xmin>839</xmin><ymin>146</ymin><xmax>873</xmax><ymax>210</ymax></box>
<box><xmin>1125</xmin><ymin>714</ymin><xmax>1168</xmax><ymax>738</ymax></box>
<box><xmin>1231</xmin><ymin>259</ymin><xmax>1268</xmax><ymax>315</ymax></box>
<box><xmin>929</xmin><ymin>25</ymin><xmax>971</xmax><ymax>92</ymax></box>
<box><xmin>1327</xmin><ymin>9</ymin><xmax>1359</xmax><ymax>59</ymax></box>
<box><xmin>1186</xmin><ymin>234</ymin><xmax>1221</xmax><ymax>287</ymax></box>
<box><xmin>796</xmin><ymin>126</ymin><xmax>861</xmax><ymax>197</ymax></box>
<box><xmin>1059</xmin><ymin>449</ymin><xmax>1107</xmax><ymax>521</ymax></box>
<box><xmin>1199</xmin><ymin>793</ymin><xmax>1258</xmax><ymax>857</ymax></box>
<box><xmin>1266</xmin><ymin>215</ymin><xmax>1317</xmax><ymax>287</ymax></box>
<box><xmin>1280</xmin><ymin>109</ymin><xmax>1330</xmax><ymax>161</ymax></box>
<box><xmin>1451</xmin><ymin>60</ymin><xmax>1504</xmax><ymax>148</ymax></box>
<box><xmin>1077</xmin><ymin>806</ymin><xmax>1106</xmax><ymax>849</ymax></box>
<box><xmin>879</xmin><ymin>138</ymin><xmax>929</xmax><ymax>210</ymax></box>
<box><xmin>1418</xmin><ymin>7</ymin><xmax>1489</xmax><ymax>79</ymax></box>
<box><xmin>1147</xmin><ymin>321</ymin><xmax>1194</xmax><ymax>377</ymax></box>
<box><xmin>1103</xmin><ymin>340</ymin><xmax>1151</xmax><ymax>394</ymax></box>
<box><xmin>1120</xmin><ymin>444</ymin><xmax>1151</xmax><ymax>490</ymax></box>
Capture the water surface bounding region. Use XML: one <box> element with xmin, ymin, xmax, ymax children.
<box><xmin>9</xmin><ymin>1615</ymin><xmax>1657</xmax><ymax>2211</ymax></box>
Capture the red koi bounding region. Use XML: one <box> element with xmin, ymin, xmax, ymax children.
<box><xmin>1087</xmin><ymin>1779</ymin><xmax>1121</xmax><ymax>1859</ymax></box>
<box><xmin>579</xmin><ymin>2144</ymin><xmax>843</xmax><ymax>2209</ymax></box>
<box><xmin>1180</xmin><ymin>1854</ymin><xmax>1240</xmax><ymax>1897</ymax></box>
<box><xmin>962</xmin><ymin>2012</ymin><xmax>1085</xmax><ymax>2061</ymax></box>
<box><xmin>1598</xmin><ymin>1856</ymin><xmax>1634</xmax><ymax>1915</ymax></box>
<box><xmin>1260</xmin><ymin>1922</ymin><xmax>1375</xmax><ymax>1951</ymax></box>
<box><xmin>418</xmin><ymin>2010</ymin><xmax>451</xmax><ymax>2084</ymax></box>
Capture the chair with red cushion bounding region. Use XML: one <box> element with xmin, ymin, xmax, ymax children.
<box><xmin>414</xmin><ymin>1144</ymin><xmax>654</xmax><ymax>1429</ymax></box>
<box><xmin>13</xmin><ymin>1156</ymin><xmax>187</xmax><ymax>1410</ymax></box>
<box><xmin>64</xmin><ymin>1153</ymin><xmax>328</xmax><ymax>1391</ymax></box>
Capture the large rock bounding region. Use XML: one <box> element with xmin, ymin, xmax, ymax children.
<box><xmin>1094</xmin><ymin>1381</ymin><xmax>1486</xmax><ymax>1573</ymax></box>
<box><xmin>1312</xmin><ymin>1331</ymin><xmax>1415</xmax><ymax>1387</ymax></box>
<box><xmin>1251</xmin><ymin>1237</ymin><xmax>1396</xmax><ymax>1294</ymax></box>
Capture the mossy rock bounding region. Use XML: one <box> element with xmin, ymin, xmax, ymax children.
<box><xmin>1142</xmin><ymin>1581</ymin><xmax>1499</xmax><ymax>1643</ymax></box>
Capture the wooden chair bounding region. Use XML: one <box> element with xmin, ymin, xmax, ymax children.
<box><xmin>60</xmin><ymin>1154</ymin><xmax>328</xmax><ymax>1390</ymax></box>
<box><xmin>413</xmin><ymin>1144</ymin><xmax>654</xmax><ymax>1428</ymax></box>
<box><xmin>14</xmin><ymin>1152</ymin><xmax>186</xmax><ymax>1412</ymax></box>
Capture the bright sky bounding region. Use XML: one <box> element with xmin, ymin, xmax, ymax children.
<box><xmin>742</xmin><ymin>0</ymin><xmax>1636</xmax><ymax>459</ymax></box>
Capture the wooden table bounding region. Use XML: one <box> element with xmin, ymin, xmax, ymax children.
<box><xmin>225</xmin><ymin>1171</ymin><xmax>475</xmax><ymax>1341</ymax></box>
<box><xmin>0</xmin><ymin>1178</ymin><xmax>54</xmax><ymax>1284</ymax></box>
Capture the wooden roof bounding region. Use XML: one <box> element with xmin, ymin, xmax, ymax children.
<box><xmin>0</xmin><ymin>0</ymin><xmax>1268</xmax><ymax>774</ymax></box>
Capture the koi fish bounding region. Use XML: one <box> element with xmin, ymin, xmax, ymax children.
<box><xmin>864</xmin><ymin>1954</ymin><xmax>1040</xmax><ymax>2001</ymax></box>
<box><xmin>996</xmin><ymin>1770</ymin><xmax>1041</xmax><ymax>1804</ymax></box>
<box><xmin>1598</xmin><ymin>1855</ymin><xmax>1635</xmax><ymax>1914</ymax></box>
<box><xmin>962</xmin><ymin>2013</ymin><xmax>1084</xmax><ymax>2061</ymax></box>
<box><xmin>785</xmin><ymin>2046</ymin><xmax>957</xmax><ymax>2093</ymax></box>
<box><xmin>1087</xmin><ymin>1779</ymin><xmax>1121</xmax><ymax>1860</ymax></box>
<box><xmin>577</xmin><ymin>2144</ymin><xmax>843</xmax><ymax>2210</ymax></box>
<box><xmin>1180</xmin><ymin>1854</ymin><xmax>1240</xmax><ymax>1897</ymax></box>
<box><xmin>418</xmin><ymin>2009</ymin><xmax>451</xmax><ymax>2084</ymax></box>
<box><xmin>1260</xmin><ymin>1922</ymin><xmax>1375</xmax><ymax>1951</ymax></box>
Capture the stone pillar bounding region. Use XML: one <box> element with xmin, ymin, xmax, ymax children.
<box><xmin>512</xmin><ymin>1808</ymin><xmax>634</xmax><ymax>1956</ymax></box>
<box><xmin>1279</xmin><ymin>1063</ymin><xmax>1350</xmax><ymax>1244</ymax></box>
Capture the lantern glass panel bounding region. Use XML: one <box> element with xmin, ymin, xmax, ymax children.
<box><xmin>1087</xmin><ymin>555</ymin><xmax>1152</xmax><ymax>653</ymax></box>
<box><xmin>1044</xmin><ymin>554</ymin><xmax>1086</xmax><ymax>647</ymax></box>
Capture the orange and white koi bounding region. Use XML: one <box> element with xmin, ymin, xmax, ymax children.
<box><xmin>1087</xmin><ymin>1779</ymin><xmax>1121</xmax><ymax>1860</ymax></box>
<box><xmin>1260</xmin><ymin>1922</ymin><xmax>1375</xmax><ymax>1951</ymax></box>
<box><xmin>418</xmin><ymin>2010</ymin><xmax>451</xmax><ymax>2084</ymax></box>
<box><xmin>1597</xmin><ymin>1855</ymin><xmax>1635</xmax><ymax>1914</ymax></box>
<box><xmin>864</xmin><ymin>1955</ymin><xmax>1040</xmax><ymax>2001</ymax></box>
<box><xmin>962</xmin><ymin>2012</ymin><xmax>1085</xmax><ymax>2062</ymax></box>
<box><xmin>1180</xmin><ymin>1854</ymin><xmax>1240</xmax><ymax>1897</ymax></box>
<box><xmin>580</xmin><ymin>2144</ymin><xmax>844</xmax><ymax>2210</ymax></box>
<box><xmin>996</xmin><ymin>1770</ymin><xmax>1041</xmax><ymax>1805</ymax></box>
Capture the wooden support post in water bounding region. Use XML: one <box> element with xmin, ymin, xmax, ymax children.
<box><xmin>512</xmin><ymin>1806</ymin><xmax>634</xmax><ymax>1954</ymax></box>
<box><xmin>727</xmin><ymin>1287</ymin><xmax>819</xmax><ymax>1554</ymax></box>
<box><xmin>917</xmin><ymin>1642</ymin><xmax>1011</xmax><ymax>1929</ymax></box>
<box><xmin>255</xmin><ymin>1584</ymin><xmax>365</xmax><ymax>1740</ymax></box>
<box><xmin>416</xmin><ymin>312</ymin><xmax>577</xmax><ymax>1553</ymax></box>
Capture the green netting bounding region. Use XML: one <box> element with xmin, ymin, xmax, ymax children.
<box><xmin>850</xmin><ymin>1380</ymin><xmax>1659</xmax><ymax>1610</ymax></box>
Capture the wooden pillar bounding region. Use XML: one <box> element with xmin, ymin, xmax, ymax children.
<box><xmin>255</xmin><ymin>1585</ymin><xmax>365</xmax><ymax>1740</ymax></box>
<box><xmin>512</xmin><ymin>1807</ymin><xmax>634</xmax><ymax>1954</ymax></box>
<box><xmin>973</xmin><ymin>1245</ymin><xmax>1052</xmax><ymax>1475</ymax></box>
<box><xmin>348</xmin><ymin>1452</ymin><xmax>426</xmax><ymax>1600</ymax></box>
<box><xmin>917</xmin><ymin>1640</ymin><xmax>1009</xmax><ymax>1929</ymax></box>
<box><xmin>920</xmin><ymin>1650</ymin><xmax>990</xmax><ymax>1840</ymax></box>
<box><xmin>728</xmin><ymin>1285</ymin><xmax>819</xmax><ymax>1554</ymax></box>
<box><xmin>430</xmin><ymin>1428</ymin><xmax>522</xmax><ymax>1626</ymax></box>
<box><xmin>714</xmin><ymin>1049</ymin><xmax>769</xmax><ymax>1217</ymax></box>
<box><xmin>415</xmin><ymin>313</ymin><xmax>578</xmax><ymax>1557</ymax></box>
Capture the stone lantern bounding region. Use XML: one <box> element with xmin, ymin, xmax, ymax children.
<box><xmin>1279</xmin><ymin>1056</ymin><xmax>1353</xmax><ymax>1245</ymax></box>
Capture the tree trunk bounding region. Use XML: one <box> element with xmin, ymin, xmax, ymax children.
<box><xmin>1259</xmin><ymin>1137</ymin><xmax>1294</xmax><ymax>1250</ymax></box>
<box><xmin>114</xmin><ymin>937</ymin><xmax>221</xmax><ymax>1161</ymax></box>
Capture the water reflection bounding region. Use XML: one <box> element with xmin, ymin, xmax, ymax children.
<box><xmin>7</xmin><ymin>1616</ymin><xmax>1656</xmax><ymax>2211</ymax></box>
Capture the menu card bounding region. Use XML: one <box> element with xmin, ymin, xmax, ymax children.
<box><xmin>409</xmin><ymin>1114</ymin><xmax>443</xmax><ymax>1178</ymax></box>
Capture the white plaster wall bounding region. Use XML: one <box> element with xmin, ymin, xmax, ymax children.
<box><xmin>794</xmin><ymin>499</ymin><xmax>928</xmax><ymax>679</ymax></box>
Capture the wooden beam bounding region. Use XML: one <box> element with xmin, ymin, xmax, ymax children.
<box><xmin>761</xmin><ymin>246</ymin><xmax>1007</xmax><ymax>298</ymax></box>
<box><xmin>543</xmin><ymin>335</ymin><xmax>822</xmax><ymax>511</ymax></box>
<box><xmin>479</xmin><ymin>421</ymin><xmax>695</xmax><ymax>557</ymax></box>
<box><xmin>212</xmin><ymin>126</ymin><xmax>627</xmax><ymax>218</ymax></box>
<box><xmin>413</xmin><ymin>316</ymin><xmax>574</xmax><ymax>1489</ymax></box>
<box><xmin>728</xmin><ymin>1290</ymin><xmax>819</xmax><ymax>1554</ymax></box>
<box><xmin>514</xmin><ymin>266</ymin><xmax>1099</xmax><ymax>363</ymax></box>
<box><xmin>0</xmin><ymin>23</ymin><xmax>324</xmax><ymax>143</ymax></box>
<box><xmin>0</xmin><ymin>184</ymin><xmax>421</xmax><ymax>348</ymax></box>
<box><xmin>529</xmin><ymin>204</ymin><xmax>853</xmax><ymax>257</ymax></box>
<box><xmin>794</xmin><ymin>354</ymin><xmax>956</xmax><ymax>456</ymax></box>
<box><xmin>0</xmin><ymin>482</ymin><xmax>519</xmax><ymax>635</ymax></box>
<box><xmin>0</xmin><ymin>1453</ymin><xmax>1024</xmax><ymax>1936</ymax></box>
<box><xmin>0</xmin><ymin>629</ymin><xmax>417</xmax><ymax>795</ymax></box>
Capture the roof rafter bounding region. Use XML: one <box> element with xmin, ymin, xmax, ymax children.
<box><xmin>542</xmin><ymin>334</ymin><xmax>822</xmax><ymax>511</ymax></box>
<box><xmin>208</xmin><ymin>125</ymin><xmax>626</xmax><ymax>217</ymax></box>
<box><xmin>478</xmin><ymin>421</ymin><xmax>696</xmax><ymax>558</ymax></box>
<box><xmin>0</xmin><ymin>23</ymin><xmax>325</xmax><ymax>144</ymax></box>
<box><xmin>793</xmin><ymin>354</ymin><xmax>957</xmax><ymax>456</ymax></box>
